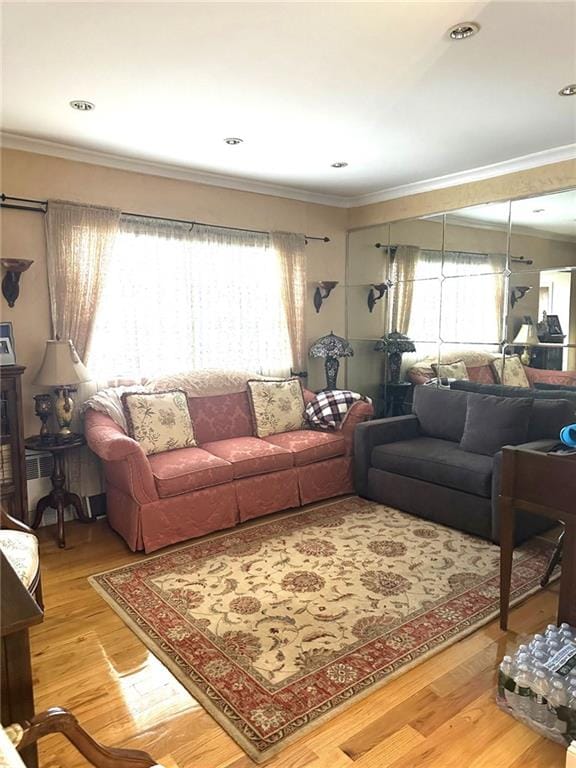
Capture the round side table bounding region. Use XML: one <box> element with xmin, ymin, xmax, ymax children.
<box><xmin>25</xmin><ymin>434</ymin><xmax>93</xmax><ymax>548</ymax></box>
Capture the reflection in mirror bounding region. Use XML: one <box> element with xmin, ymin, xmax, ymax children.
<box><xmin>443</xmin><ymin>201</ymin><xmax>509</xmax><ymax>277</ymax></box>
<box><xmin>510</xmin><ymin>189</ymin><xmax>576</xmax><ymax>273</ymax></box>
<box><xmin>440</xmin><ymin>273</ymin><xmax>505</xmax><ymax>345</ymax></box>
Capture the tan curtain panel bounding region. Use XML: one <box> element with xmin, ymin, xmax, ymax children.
<box><xmin>45</xmin><ymin>200</ymin><xmax>121</xmax><ymax>497</ymax></box>
<box><xmin>390</xmin><ymin>245</ymin><xmax>420</xmax><ymax>334</ymax></box>
<box><xmin>272</xmin><ymin>231</ymin><xmax>307</xmax><ymax>374</ymax></box>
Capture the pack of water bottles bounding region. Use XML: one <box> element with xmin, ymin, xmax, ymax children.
<box><xmin>497</xmin><ymin>623</ymin><xmax>576</xmax><ymax>744</ymax></box>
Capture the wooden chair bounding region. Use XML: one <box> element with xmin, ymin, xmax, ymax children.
<box><xmin>0</xmin><ymin>507</ymin><xmax>43</xmax><ymax>609</ymax></box>
<box><xmin>2</xmin><ymin>707</ymin><xmax>159</xmax><ymax>768</ymax></box>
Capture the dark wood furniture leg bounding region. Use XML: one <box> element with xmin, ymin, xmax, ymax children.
<box><xmin>1</xmin><ymin>630</ymin><xmax>38</xmax><ymax>768</ymax></box>
<box><xmin>541</xmin><ymin>529</ymin><xmax>564</xmax><ymax>588</ymax></box>
<box><xmin>499</xmin><ymin>495</ymin><xmax>515</xmax><ymax>631</ymax></box>
<box><xmin>558</xmin><ymin>521</ymin><xmax>576</xmax><ymax>626</ymax></box>
<box><xmin>16</xmin><ymin>707</ymin><xmax>156</xmax><ymax>768</ymax></box>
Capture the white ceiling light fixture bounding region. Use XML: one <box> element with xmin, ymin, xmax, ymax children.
<box><xmin>448</xmin><ymin>22</ymin><xmax>480</xmax><ymax>40</ymax></box>
<box><xmin>331</xmin><ymin>162</ymin><xmax>348</xmax><ymax>168</ymax></box>
<box><xmin>532</xmin><ymin>208</ymin><xmax>545</xmax><ymax>213</ymax></box>
<box><xmin>559</xmin><ymin>84</ymin><xmax>576</xmax><ymax>96</ymax></box>
<box><xmin>224</xmin><ymin>137</ymin><xmax>243</xmax><ymax>145</ymax></box>
<box><xmin>69</xmin><ymin>100</ymin><xmax>95</xmax><ymax>111</ymax></box>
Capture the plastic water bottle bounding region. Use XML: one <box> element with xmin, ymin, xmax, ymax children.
<box><xmin>514</xmin><ymin>664</ymin><xmax>532</xmax><ymax>716</ymax></box>
<box><xmin>498</xmin><ymin>656</ymin><xmax>514</xmax><ymax>703</ymax></box>
<box><xmin>548</xmin><ymin>680</ymin><xmax>568</xmax><ymax>733</ymax></box>
<box><xmin>530</xmin><ymin>670</ymin><xmax>550</xmax><ymax>725</ymax></box>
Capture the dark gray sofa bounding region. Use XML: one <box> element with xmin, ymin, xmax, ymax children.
<box><xmin>354</xmin><ymin>386</ymin><xmax>573</xmax><ymax>544</ymax></box>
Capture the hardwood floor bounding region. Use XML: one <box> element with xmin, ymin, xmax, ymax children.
<box><xmin>30</xmin><ymin>517</ymin><xmax>566</xmax><ymax>768</ymax></box>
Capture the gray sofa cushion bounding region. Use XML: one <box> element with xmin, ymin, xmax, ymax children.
<box><xmin>412</xmin><ymin>386</ymin><xmax>469</xmax><ymax>442</ymax></box>
<box><xmin>371</xmin><ymin>436</ymin><xmax>493</xmax><ymax>497</ymax></box>
<box><xmin>449</xmin><ymin>380</ymin><xmax>574</xmax><ymax>440</ymax></box>
<box><xmin>534</xmin><ymin>382</ymin><xmax>576</xmax><ymax>394</ymax></box>
<box><xmin>460</xmin><ymin>394</ymin><xmax>532</xmax><ymax>456</ymax></box>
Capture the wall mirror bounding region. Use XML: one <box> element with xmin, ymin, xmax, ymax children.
<box><xmin>345</xmin><ymin>188</ymin><xmax>576</xmax><ymax>415</ymax></box>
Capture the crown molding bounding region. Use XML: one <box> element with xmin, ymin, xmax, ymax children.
<box><xmin>346</xmin><ymin>144</ymin><xmax>576</xmax><ymax>208</ymax></box>
<box><xmin>2</xmin><ymin>132</ymin><xmax>575</xmax><ymax>210</ymax></box>
<box><xmin>0</xmin><ymin>132</ymin><xmax>349</xmax><ymax>208</ymax></box>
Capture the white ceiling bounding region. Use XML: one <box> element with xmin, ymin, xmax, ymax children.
<box><xmin>1</xmin><ymin>1</ymin><xmax>576</xmax><ymax>205</ymax></box>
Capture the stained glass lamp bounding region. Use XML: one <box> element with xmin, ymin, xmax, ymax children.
<box><xmin>374</xmin><ymin>332</ymin><xmax>416</xmax><ymax>383</ymax></box>
<box><xmin>309</xmin><ymin>332</ymin><xmax>354</xmax><ymax>390</ymax></box>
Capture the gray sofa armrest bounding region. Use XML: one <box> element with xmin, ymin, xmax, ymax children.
<box><xmin>491</xmin><ymin>439</ymin><xmax>560</xmax><ymax>542</ymax></box>
<box><xmin>354</xmin><ymin>415</ymin><xmax>420</xmax><ymax>496</ymax></box>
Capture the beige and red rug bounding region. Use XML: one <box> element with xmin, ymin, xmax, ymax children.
<box><xmin>90</xmin><ymin>497</ymin><xmax>555</xmax><ymax>762</ymax></box>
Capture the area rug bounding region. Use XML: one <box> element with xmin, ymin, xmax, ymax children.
<box><xmin>89</xmin><ymin>497</ymin><xmax>556</xmax><ymax>762</ymax></box>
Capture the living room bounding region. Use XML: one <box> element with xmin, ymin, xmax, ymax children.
<box><xmin>1</xmin><ymin>2</ymin><xmax>576</xmax><ymax>768</ymax></box>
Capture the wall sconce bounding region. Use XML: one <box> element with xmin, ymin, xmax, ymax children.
<box><xmin>313</xmin><ymin>281</ymin><xmax>338</xmax><ymax>313</ymax></box>
<box><xmin>510</xmin><ymin>285</ymin><xmax>531</xmax><ymax>308</ymax></box>
<box><xmin>1</xmin><ymin>259</ymin><xmax>33</xmax><ymax>308</ymax></box>
<box><xmin>367</xmin><ymin>282</ymin><xmax>391</xmax><ymax>313</ymax></box>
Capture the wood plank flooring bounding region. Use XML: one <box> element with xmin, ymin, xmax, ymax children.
<box><xmin>30</xmin><ymin>516</ymin><xmax>567</xmax><ymax>768</ymax></box>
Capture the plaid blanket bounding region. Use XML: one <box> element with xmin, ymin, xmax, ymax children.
<box><xmin>305</xmin><ymin>390</ymin><xmax>371</xmax><ymax>429</ymax></box>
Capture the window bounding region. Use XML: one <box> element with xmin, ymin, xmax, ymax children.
<box><xmin>88</xmin><ymin>218</ymin><xmax>293</xmax><ymax>381</ymax></box>
<box><xmin>407</xmin><ymin>250</ymin><xmax>504</xmax><ymax>345</ymax></box>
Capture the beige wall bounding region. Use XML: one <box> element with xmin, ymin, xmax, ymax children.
<box><xmin>0</xmin><ymin>149</ymin><xmax>347</xmax><ymax>434</ymax></box>
<box><xmin>348</xmin><ymin>159</ymin><xmax>576</xmax><ymax>229</ymax></box>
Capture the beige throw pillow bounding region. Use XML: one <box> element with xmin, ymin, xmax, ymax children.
<box><xmin>247</xmin><ymin>379</ymin><xmax>305</xmax><ymax>438</ymax></box>
<box><xmin>431</xmin><ymin>360</ymin><xmax>469</xmax><ymax>380</ymax></box>
<box><xmin>491</xmin><ymin>355</ymin><xmax>530</xmax><ymax>388</ymax></box>
<box><xmin>121</xmin><ymin>390</ymin><xmax>197</xmax><ymax>455</ymax></box>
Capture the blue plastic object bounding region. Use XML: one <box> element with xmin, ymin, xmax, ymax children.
<box><xmin>560</xmin><ymin>424</ymin><xmax>576</xmax><ymax>448</ymax></box>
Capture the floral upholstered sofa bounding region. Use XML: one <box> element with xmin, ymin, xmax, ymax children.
<box><xmin>84</xmin><ymin>371</ymin><xmax>373</xmax><ymax>553</ymax></box>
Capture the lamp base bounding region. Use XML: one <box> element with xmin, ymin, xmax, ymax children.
<box><xmin>55</xmin><ymin>387</ymin><xmax>76</xmax><ymax>436</ymax></box>
<box><xmin>519</xmin><ymin>346</ymin><xmax>532</xmax><ymax>366</ymax></box>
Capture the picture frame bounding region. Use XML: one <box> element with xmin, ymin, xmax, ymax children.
<box><xmin>0</xmin><ymin>322</ymin><xmax>16</xmax><ymax>361</ymax></box>
<box><xmin>545</xmin><ymin>314</ymin><xmax>564</xmax><ymax>337</ymax></box>
<box><xmin>0</xmin><ymin>336</ymin><xmax>16</xmax><ymax>366</ymax></box>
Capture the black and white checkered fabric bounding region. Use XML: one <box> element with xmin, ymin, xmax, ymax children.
<box><xmin>305</xmin><ymin>390</ymin><xmax>370</xmax><ymax>430</ymax></box>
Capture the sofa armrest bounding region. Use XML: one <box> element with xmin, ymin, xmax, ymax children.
<box><xmin>524</xmin><ymin>367</ymin><xmax>576</xmax><ymax>387</ymax></box>
<box><xmin>85</xmin><ymin>410</ymin><xmax>158</xmax><ymax>504</ymax></box>
<box><xmin>354</xmin><ymin>415</ymin><xmax>420</xmax><ymax>496</ymax></box>
<box><xmin>491</xmin><ymin>439</ymin><xmax>559</xmax><ymax>541</ymax></box>
<box><xmin>340</xmin><ymin>400</ymin><xmax>374</xmax><ymax>455</ymax></box>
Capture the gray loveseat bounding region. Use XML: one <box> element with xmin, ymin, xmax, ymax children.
<box><xmin>354</xmin><ymin>386</ymin><xmax>573</xmax><ymax>544</ymax></box>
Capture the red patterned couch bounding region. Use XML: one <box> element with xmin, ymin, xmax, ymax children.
<box><xmin>85</xmin><ymin>380</ymin><xmax>373</xmax><ymax>553</ymax></box>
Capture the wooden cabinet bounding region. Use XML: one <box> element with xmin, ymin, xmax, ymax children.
<box><xmin>0</xmin><ymin>366</ymin><xmax>28</xmax><ymax>521</ymax></box>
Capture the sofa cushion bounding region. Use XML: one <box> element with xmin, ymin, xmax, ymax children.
<box><xmin>187</xmin><ymin>392</ymin><xmax>254</xmax><ymax>443</ymax></box>
<box><xmin>371</xmin><ymin>437</ymin><xmax>493</xmax><ymax>497</ymax></box>
<box><xmin>247</xmin><ymin>379</ymin><xmax>305</xmax><ymax>438</ymax></box>
<box><xmin>122</xmin><ymin>390</ymin><xmax>196</xmax><ymax>455</ymax></box>
<box><xmin>432</xmin><ymin>360</ymin><xmax>469</xmax><ymax>380</ymax></box>
<box><xmin>0</xmin><ymin>531</ymin><xmax>39</xmax><ymax>589</ymax></box>
<box><xmin>264</xmin><ymin>430</ymin><xmax>346</xmax><ymax>466</ymax></box>
<box><xmin>460</xmin><ymin>394</ymin><xmax>532</xmax><ymax>456</ymax></box>
<box><xmin>412</xmin><ymin>386</ymin><xmax>469</xmax><ymax>442</ymax></box>
<box><xmin>529</xmin><ymin>399</ymin><xmax>574</xmax><ymax>441</ymax></box>
<box><xmin>201</xmin><ymin>437</ymin><xmax>293</xmax><ymax>479</ymax></box>
<box><xmin>148</xmin><ymin>447</ymin><xmax>233</xmax><ymax>497</ymax></box>
<box><xmin>467</xmin><ymin>365</ymin><xmax>497</xmax><ymax>385</ymax></box>
<box><xmin>491</xmin><ymin>355</ymin><xmax>530</xmax><ymax>388</ymax></box>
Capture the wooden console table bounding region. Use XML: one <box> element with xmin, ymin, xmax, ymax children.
<box><xmin>499</xmin><ymin>446</ymin><xmax>576</xmax><ymax>630</ymax></box>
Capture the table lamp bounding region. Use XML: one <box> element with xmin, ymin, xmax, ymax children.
<box><xmin>374</xmin><ymin>331</ymin><xmax>416</xmax><ymax>383</ymax></box>
<box><xmin>33</xmin><ymin>340</ymin><xmax>91</xmax><ymax>437</ymax></box>
<box><xmin>309</xmin><ymin>331</ymin><xmax>354</xmax><ymax>389</ymax></box>
<box><xmin>513</xmin><ymin>318</ymin><xmax>539</xmax><ymax>365</ymax></box>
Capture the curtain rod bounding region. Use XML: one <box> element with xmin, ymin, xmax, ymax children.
<box><xmin>0</xmin><ymin>194</ymin><xmax>330</xmax><ymax>243</ymax></box>
<box><xmin>373</xmin><ymin>242</ymin><xmax>531</xmax><ymax>264</ymax></box>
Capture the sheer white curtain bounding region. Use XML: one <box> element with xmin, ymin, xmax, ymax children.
<box><xmin>88</xmin><ymin>218</ymin><xmax>294</xmax><ymax>381</ymax></box>
<box><xmin>407</xmin><ymin>250</ymin><xmax>504</xmax><ymax>344</ymax></box>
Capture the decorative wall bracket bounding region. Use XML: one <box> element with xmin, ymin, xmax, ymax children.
<box><xmin>313</xmin><ymin>281</ymin><xmax>338</xmax><ymax>313</ymax></box>
<box><xmin>1</xmin><ymin>259</ymin><xmax>33</xmax><ymax>308</ymax></box>
<box><xmin>367</xmin><ymin>281</ymin><xmax>391</xmax><ymax>313</ymax></box>
<box><xmin>510</xmin><ymin>285</ymin><xmax>531</xmax><ymax>308</ymax></box>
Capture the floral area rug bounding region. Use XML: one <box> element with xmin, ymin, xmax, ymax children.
<box><xmin>89</xmin><ymin>497</ymin><xmax>555</xmax><ymax>762</ymax></box>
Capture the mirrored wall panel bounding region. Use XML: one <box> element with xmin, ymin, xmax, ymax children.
<box><xmin>345</xmin><ymin>188</ymin><xmax>576</xmax><ymax>413</ymax></box>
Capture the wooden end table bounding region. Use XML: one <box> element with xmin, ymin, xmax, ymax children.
<box><xmin>499</xmin><ymin>445</ymin><xmax>576</xmax><ymax>630</ymax></box>
<box><xmin>25</xmin><ymin>434</ymin><xmax>93</xmax><ymax>548</ymax></box>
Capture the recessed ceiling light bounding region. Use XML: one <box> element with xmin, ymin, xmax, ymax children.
<box><xmin>224</xmin><ymin>137</ymin><xmax>243</xmax><ymax>145</ymax></box>
<box><xmin>331</xmin><ymin>162</ymin><xmax>348</xmax><ymax>168</ymax></box>
<box><xmin>559</xmin><ymin>84</ymin><xmax>576</xmax><ymax>96</ymax></box>
<box><xmin>69</xmin><ymin>100</ymin><xmax>95</xmax><ymax>111</ymax></box>
<box><xmin>448</xmin><ymin>22</ymin><xmax>480</xmax><ymax>40</ymax></box>
<box><xmin>532</xmin><ymin>208</ymin><xmax>545</xmax><ymax>213</ymax></box>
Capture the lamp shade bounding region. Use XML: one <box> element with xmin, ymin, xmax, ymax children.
<box><xmin>309</xmin><ymin>332</ymin><xmax>354</xmax><ymax>359</ymax></box>
<box><xmin>513</xmin><ymin>321</ymin><xmax>539</xmax><ymax>346</ymax></box>
<box><xmin>374</xmin><ymin>331</ymin><xmax>416</xmax><ymax>355</ymax></box>
<box><xmin>33</xmin><ymin>340</ymin><xmax>91</xmax><ymax>387</ymax></box>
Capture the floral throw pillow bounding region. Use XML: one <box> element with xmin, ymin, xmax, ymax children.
<box><xmin>247</xmin><ymin>379</ymin><xmax>305</xmax><ymax>438</ymax></box>
<box><xmin>121</xmin><ymin>390</ymin><xmax>197</xmax><ymax>455</ymax></box>
<box><xmin>431</xmin><ymin>360</ymin><xmax>469</xmax><ymax>380</ymax></box>
<box><xmin>491</xmin><ymin>355</ymin><xmax>530</xmax><ymax>388</ymax></box>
